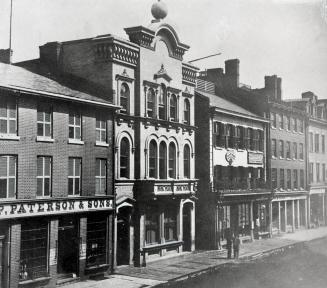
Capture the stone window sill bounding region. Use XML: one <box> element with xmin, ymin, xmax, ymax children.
<box><xmin>19</xmin><ymin>277</ymin><xmax>51</xmax><ymax>286</ymax></box>
<box><xmin>0</xmin><ymin>134</ymin><xmax>20</xmax><ymax>141</ymax></box>
<box><xmin>36</xmin><ymin>136</ymin><xmax>54</xmax><ymax>143</ymax></box>
<box><xmin>68</xmin><ymin>139</ymin><xmax>84</xmax><ymax>145</ymax></box>
<box><xmin>96</xmin><ymin>141</ymin><xmax>109</xmax><ymax>147</ymax></box>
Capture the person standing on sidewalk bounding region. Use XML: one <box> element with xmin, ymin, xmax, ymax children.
<box><xmin>226</xmin><ymin>229</ymin><xmax>233</xmax><ymax>259</ymax></box>
<box><xmin>233</xmin><ymin>235</ymin><xmax>241</xmax><ymax>259</ymax></box>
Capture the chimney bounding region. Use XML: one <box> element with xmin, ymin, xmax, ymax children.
<box><xmin>39</xmin><ymin>42</ymin><xmax>62</xmax><ymax>71</ymax></box>
<box><xmin>302</xmin><ymin>91</ymin><xmax>315</xmax><ymax>100</ymax></box>
<box><xmin>0</xmin><ymin>49</ymin><xmax>13</xmax><ymax>64</ymax></box>
<box><xmin>264</xmin><ymin>75</ymin><xmax>282</xmax><ymax>100</ymax></box>
<box><xmin>224</xmin><ymin>59</ymin><xmax>239</xmax><ymax>88</ymax></box>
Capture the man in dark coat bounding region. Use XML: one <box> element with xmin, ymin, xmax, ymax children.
<box><xmin>226</xmin><ymin>229</ymin><xmax>233</xmax><ymax>259</ymax></box>
<box><xmin>233</xmin><ymin>234</ymin><xmax>241</xmax><ymax>259</ymax></box>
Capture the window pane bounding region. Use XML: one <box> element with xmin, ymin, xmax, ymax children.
<box><xmin>0</xmin><ymin>157</ymin><xmax>7</xmax><ymax>177</ymax></box>
<box><xmin>96</xmin><ymin>179</ymin><xmax>100</xmax><ymax>194</ymax></box>
<box><xmin>9</xmin><ymin>157</ymin><xmax>15</xmax><ymax>176</ymax></box>
<box><xmin>96</xmin><ymin>119</ymin><xmax>100</xmax><ymax>129</ymax></box>
<box><xmin>101</xmin><ymin>131</ymin><xmax>106</xmax><ymax>142</ymax></box>
<box><xmin>68</xmin><ymin>178</ymin><xmax>74</xmax><ymax>195</ymax></box>
<box><xmin>44</xmin><ymin>112</ymin><xmax>51</xmax><ymax>122</ymax></box>
<box><xmin>75</xmin><ymin>179</ymin><xmax>80</xmax><ymax>195</ymax></box>
<box><xmin>44</xmin><ymin>178</ymin><xmax>50</xmax><ymax>196</ymax></box>
<box><xmin>8</xmin><ymin>178</ymin><xmax>15</xmax><ymax>197</ymax></box>
<box><xmin>68</xmin><ymin>159</ymin><xmax>74</xmax><ymax>176</ymax></box>
<box><xmin>101</xmin><ymin>160</ymin><xmax>106</xmax><ymax>176</ymax></box>
<box><xmin>37</xmin><ymin>111</ymin><xmax>43</xmax><ymax>122</ymax></box>
<box><xmin>69</xmin><ymin>127</ymin><xmax>74</xmax><ymax>139</ymax></box>
<box><xmin>69</xmin><ymin>114</ymin><xmax>74</xmax><ymax>125</ymax></box>
<box><xmin>100</xmin><ymin>179</ymin><xmax>105</xmax><ymax>195</ymax></box>
<box><xmin>0</xmin><ymin>119</ymin><xmax>7</xmax><ymax>134</ymax></box>
<box><xmin>37</xmin><ymin>158</ymin><xmax>43</xmax><ymax>176</ymax></box>
<box><xmin>75</xmin><ymin>115</ymin><xmax>81</xmax><ymax>126</ymax></box>
<box><xmin>44</xmin><ymin>124</ymin><xmax>51</xmax><ymax>137</ymax></box>
<box><xmin>96</xmin><ymin>130</ymin><xmax>100</xmax><ymax>142</ymax></box>
<box><xmin>37</xmin><ymin>179</ymin><xmax>43</xmax><ymax>196</ymax></box>
<box><xmin>44</xmin><ymin>158</ymin><xmax>51</xmax><ymax>176</ymax></box>
<box><xmin>75</xmin><ymin>160</ymin><xmax>81</xmax><ymax>176</ymax></box>
<box><xmin>0</xmin><ymin>103</ymin><xmax>6</xmax><ymax>117</ymax></box>
<box><xmin>9</xmin><ymin>120</ymin><xmax>16</xmax><ymax>134</ymax></box>
<box><xmin>0</xmin><ymin>179</ymin><xmax>7</xmax><ymax>198</ymax></box>
<box><xmin>96</xmin><ymin>160</ymin><xmax>100</xmax><ymax>176</ymax></box>
<box><xmin>37</xmin><ymin>123</ymin><xmax>43</xmax><ymax>136</ymax></box>
<box><xmin>76</xmin><ymin>127</ymin><xmax>81</xmax><ymax>139</ymax></box>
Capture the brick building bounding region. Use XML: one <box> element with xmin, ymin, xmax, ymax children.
<box><xmin>195</xmin><ymin>79</ymin><xmax>271</xmax><ymax>250</ymax></box>
<box><xmin>0</xmin><ymin>63</ymin><xmax>118</xmax><ymax>287</ymax></box>
<box><xmin>198</xmin><ymin>60</ymin><xmax>309</xmax><ymax>235</ymax></box>
<box><xmin>286</xmin><ymin>91</ymin><xmax>327</xmax><ymax>227</ymax></box>
<box><xmin>27</xmin><ymin>1</ymin><xmax>198</xmax><ymax>267</ymax></box>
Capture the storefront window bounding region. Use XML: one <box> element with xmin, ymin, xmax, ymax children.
<box><xmin>145</xmin><ymin>209</ymin><xmax>160</xmax><ymax>245</ymax></box>
<box><xmin>238</xmin><ymin>203</ymin><xmax>249</xmax><ymax>236</ymax></box>
<box><xmin>164</xmin><ymin>207</ymin><xmax>177</xmax><ymax>241</ymax></box>
<box><xmin>86</xmin><ymin>214</ymin><xmax>107</xmax><ymax>267</ymax></box>
<box><xmin>20</xmin><ymin>219</ymin><xmax>48</xmax><ymax>281</ymax></box>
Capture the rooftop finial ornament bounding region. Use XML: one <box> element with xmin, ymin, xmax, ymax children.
<box><xmin>151</xmin><ymin>0</ymin><xmax>168</xmax><ymax>21</ymax></box>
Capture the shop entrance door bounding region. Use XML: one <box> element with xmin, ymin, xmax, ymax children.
<box><xmin>117</xmin><ymin>207</ymin><xmax>131</xmax><ymax>266</ymax></box>
<box><xmin>57</xmin><ymin>218</ymin><xmax>78</xmax><ymax>277</ymax></box>
<box><xmin>183</xmin><ymin>203</ymin><xmax>192</xmax><ymax>251</ymax></box>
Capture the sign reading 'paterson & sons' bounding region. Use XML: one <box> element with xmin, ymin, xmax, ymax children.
<box><xmin>0</xmin><ymin>196</ymin><xmax>114</xmax><ymax>220</ymax></box>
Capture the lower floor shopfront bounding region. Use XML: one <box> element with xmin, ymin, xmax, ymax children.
<box><xmin>309</xmin><ymin>188</ymin><xmax>326</xmax><ymax>228</ymax></box>
<box><xmin>215</xmin><ymin>192</ymin><xmax>272</xmax><ymax>249</ymax></box>
<box><xmin>271</xmin><ymin>192</ymin><xmax>308</xmax><ymax>234</ymax></box>
<box><xmin>0</xmin><ymin>197</ymin><xmax>114</xmax><ymax>288</ymax></box>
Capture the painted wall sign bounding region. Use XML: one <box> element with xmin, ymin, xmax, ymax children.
<box><xmin>0</xmin><ymin>197</ymin><xmax>113</xmax><ymax>220</ymax></box>
<box><xmin>225</xmin><ymin>150</ymin><xmax>236</xmax><ymax>165</ymax></box>
<box><xmin>248</xmin><ymin>152</ymin><xmax>264</xmax><ymax>164</ymax></box>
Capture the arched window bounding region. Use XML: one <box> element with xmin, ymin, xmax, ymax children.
<box><xmin>147</xmin><ymin>88</ymin><xmax>155</xmax><ymax>118</ymax></box>
<box><xmin>159</xmin><ymin>142</ymin><xmax>167</xmax><ymax>179</ymax></box>
<box><xmin>149</xmin><ymin>140</ymin><xmax>157</xmax><ymax>178</ymax></box>
<box><xmin>158</xmin><ymin>84</ymin><xmax>166</xmax><ymax>120</ymax></box>
<box><xmin>169</xmin><ymin>94</ymin><xmax>177</xmax><ymax>122</ymax></box>
<box><xmin>120</xmin><ymin>137</ymin><xmax>130</xmax><ymax>178</ymax></box>
<box><xmin>120</xmin><ymin>83</ymin><xmax>129</xmax><ymax>113</ymax></box>
<box><xmin>183</xmin><ymin>99</ymin><xmax>190</xmax><ymax>125</ymax></box>
<box><xmin>168</xmin><ymin>142</ymin><xmax>176</xmax><ymax>178</ymax></box>
<box><xmin>184</xmin><ymin>145</ymin><xmax>191</xmax><ymax>178</ymax></box>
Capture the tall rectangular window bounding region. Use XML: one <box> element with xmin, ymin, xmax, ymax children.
<box><xmin>316</xmin><ymin>163</ymin><xmax>320</xmax><ymax>182</ymax></box>
<box><xmin>299</xmin><ymin>119</ymin><xmax>304</xmax><ymax>133</ymax></box>
<box><xmin>69</xmin><ymin>112</ymin><xmax>81</xmax><ymax>140</ymax></box>
<box><xmin>270</xmin><ymin>112</ymin><xmax>276</xmax><ymax>128</ymax></box>
<box><xmin>37</xmin><ymin>106</ymin><xmax>52</xmax><ymax>138</ymax></box>
<box><xmin>293</xmin><ymin>142</ymin><xmax>297</xmax><ymax>159</ymax></box>
<box><xmin>20</xmin><ymin>219</ymin><xmax>48</xmax><ymax>281</ymax></box>
<box><xmin>287</xmin><ymin>169</ymin><xmax>291</xmax><ymax>189</ymax></box>
<box><xmin>315</xmin><ymin>134</ymin><xmax>319</xmax><ymax>152</ymax></box>
<box><xmin>37</xmin><ymin>156</ymin><xmax>51</xmax><ymax>197</ymax></box>
<box><xmin>68</xmin><ymin>158</ymin><xmax>81</xmax><ymax>196</ymax></box>
<box><xmin>286</xmin><ymin>141</ymin><xmax>291</xmax><ymax>159</ymax></box>
<box><xmin>280</xmin><ymin>169</ymin><xmax>285</xmax><ymax>189</ymax></box>
<box><xmin>96</xmin><ymin>117</ymin><xmax>107</xmax><ymax>143</ymax></box>
<box><xmin>96</xmin><ymin>159</ymin><xmax>106</xmax><ymax>195</ymax></box>
<box><xmin>272</xmin><ymin>168</ymin><xmax>277</xmax><ymax>189</ymax></box>
<box><xmin>285</xmin><ymin>115</ymin><xmax>290</xmax><ymax>131</ymax></box>
<box><xmin>0</xmin><ymin>97</ymin><xmax>17</xmax><ymax>135</ymax></box>
<box><xmin>293</xmin><ymin>170</ymin><xmax>298</xmax><ymax>189</ymax></box>
<box><xmin>299</xmin><ymin>143</ymin><xmax>304</xmax><ymax>160</ymax></box>
<box><xmin>145</xmin><ymin>209</ymin><xmax>160</xmax><ymax>245</ymax></box>
<box><xmin>0</xmin><ymin>155</ymin><xmax>16</xmax><ymax>198</ymax></box>
<box><xmin>164</xmin><ymin>207</ymin><xmax>177</xmax><ymax>242</ymax></box>
<box><xmin>271</xmin><ymin>139</ymin><xmax>277</xmax><ymax>157</ymax></box>
<box><xmin>300</xmin><ymin>170</ymin><xmax>304</xmax><ymax>188</ymax></box>
<box><xmin>323</xmin><ymin>164</ymin><xmax>326</xmax><ymax>182</ymax></box>
<box><xmin>310</xmin><ymin>133</ymin><xmax>314</xmax><ymax>152</ymax></box>
<box><xmin>279</xmin><ymin>140</ymin><xmax>284</xmax><ymax>158</ymax></box>
<box><xmin>293</xmin><ymin>117</ymin><xmax>297</xmax><ymax>132</ymax></box>
<box><xmin>309</xmin><ymin>163</ymin><xmax>314</xmax><ymax>183</ymax></box>
<box><xmin>322</xmin><ymin>135</ymin><xmax>325</xmax><ymax>153</ymax></box>
<box><xmin>278</xmin><ymin>114</ymin><xmax>283</xmax><ymax>129</ymax></box>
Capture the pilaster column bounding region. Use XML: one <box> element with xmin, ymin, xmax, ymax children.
<box><xmin>297</xmin><ymin>199</ymin><xmax>300</xmax><ymax>228</ymax></box>
<box><xmin>284</xmin><ymin>201</ymin><xmax>287</xmax><ymax>232</ymax></box>
<box><xmin>113</xmin><ymin>212</ymin><xmax>118</xmax><ymax>269</ymax></box>
<box><xmin>278</xmin><ymin>201</ymin><xmax>281</xmax><ymax>233</ymax></box>
<box><xmin>292</xmin><ymin>200</ymin><xmax>295</xmax><ymax>232</ymax></box>
<box><xmin>177</xmin><ymin>95</ymin><xmax>180</xmax><ymax>122</ymax></box>
<box><xmin>167</xmin><ymin>92</ymin><xmax>170</xmax><ymax>120</ymax></box>
<box><xmin>144</xmin><ymin>86</ymin><xmax>148</xmax><ymax>117</ymax></box>
<box><xmin>178</xmin><ymin>200</ymin><xmax>183</xmax><ymax>242</ymax></box>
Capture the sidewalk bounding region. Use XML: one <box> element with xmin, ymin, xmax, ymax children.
<box><xmin>63</xmin><ymin>227</ymin><xmax>327</xmax><ymax>288</ymax></box>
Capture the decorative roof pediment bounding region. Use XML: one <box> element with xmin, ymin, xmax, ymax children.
<box><xmin>154</xmin><ymin>64</ymin><xmax>172</xmax><ymax>82</ymax></box>
<box><xmin>115</xmin><ymin>69</ymin><xmax>134</xmax><ymax>82</ymax></box>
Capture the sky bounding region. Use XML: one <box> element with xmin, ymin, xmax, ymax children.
<box><xmin>0</xmin><ymin>0</ymin><xmax>326</xmax><ymax>99</ymax></box>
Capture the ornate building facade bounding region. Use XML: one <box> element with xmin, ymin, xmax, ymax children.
<box><xmin>30</xmin><ymin>1</ymin><xmax>198</xmax><ymax>267</ymax></box>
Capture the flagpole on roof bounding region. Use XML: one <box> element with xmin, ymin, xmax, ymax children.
<box><xmin>9</xmin><ymin>0</ymin><xmax>13</xmax><ymax>64</ymax></box>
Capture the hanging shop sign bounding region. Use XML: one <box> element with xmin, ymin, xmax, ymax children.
<box><xmin>248</xmin><ymin>152</ymin><xmax>264</xmax><ymax>165</ymax></box>
<box><xmin>0</xmin><ymin>196</ymin><xmax>114</xmax><ymax>220</ymax></box>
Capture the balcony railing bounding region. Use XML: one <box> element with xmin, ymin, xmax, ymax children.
<box><xmin>135</xmin><ymin>179</ymin><xmax>197</xmax><ymax>197</ymax></box>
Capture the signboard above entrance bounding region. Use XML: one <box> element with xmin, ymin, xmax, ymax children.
<box><xmin>0</xmin><ymin>196</ymin><xmax>114</xmax><ymax>220</ymax></box>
